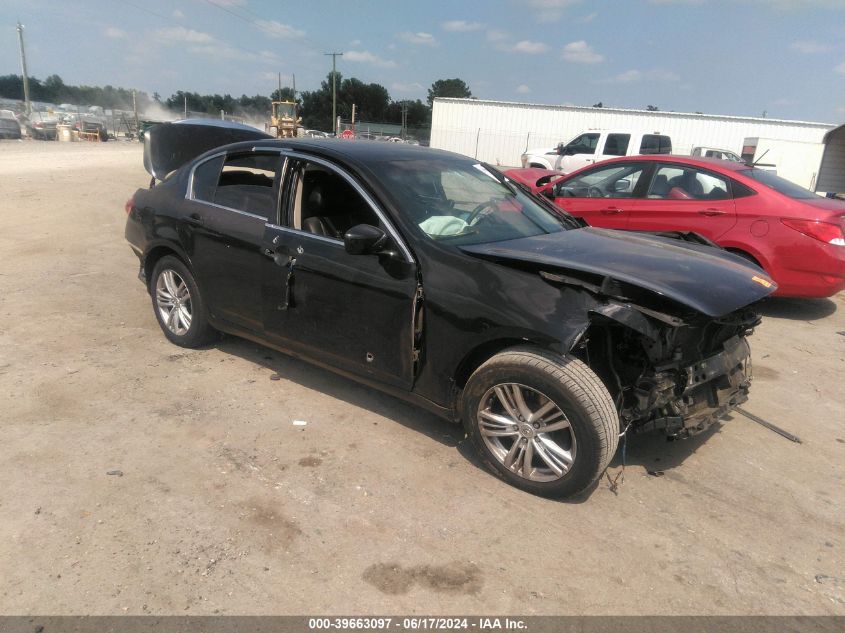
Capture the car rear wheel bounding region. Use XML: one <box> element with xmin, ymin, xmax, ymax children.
<box><xmin>461</xmin><ymin>347</ymin><xmax>619</xmax><ymax>498</ymax></box>
<box><xmin>150</xmin><ymin>256</ymin><xmax>216</xmax><ymax>348</ymax></box>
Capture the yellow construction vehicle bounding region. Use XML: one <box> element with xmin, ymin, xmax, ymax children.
<box><xmin>267</xmin><ymin>100</ymin><xmax>302</xmax><ymax>138</ymax></box>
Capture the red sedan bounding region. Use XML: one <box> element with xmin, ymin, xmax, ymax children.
<box><xmin>505</xmin><ymin>157</ymin><xmax>845</xmax><ymax>298</ymax></box>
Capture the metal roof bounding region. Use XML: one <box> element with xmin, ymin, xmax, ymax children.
<box><xmin>433</xmin><ymin>98</ymin><xmax>836</xmax><ymax>130</ymax></box>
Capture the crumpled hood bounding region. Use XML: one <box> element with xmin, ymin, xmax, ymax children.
<box><xmin>461</xmin><ymin>227</ymin><xmax>777</xmax><ymax>317</ymax></box>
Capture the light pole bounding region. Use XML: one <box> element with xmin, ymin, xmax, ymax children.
<box><xmin>16</xmin><ymin>22</ymin><xmax>31</xmax><ymax>116</ymax></box>
<box><xmin>324</xmin><ymin>52</ymin><xmax>343</xmax><ymax>134</ymax></box>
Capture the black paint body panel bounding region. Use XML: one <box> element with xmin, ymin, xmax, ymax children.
<box><xmin>126</xmin><ymin>137</ymin><xmax>775</xmax><ymax>419</ymax></box>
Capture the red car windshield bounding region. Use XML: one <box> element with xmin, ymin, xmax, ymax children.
<box><xmin>740</xmin><ymin>168</ymin><xmax>819</xmax><ymax>200</ymax></box>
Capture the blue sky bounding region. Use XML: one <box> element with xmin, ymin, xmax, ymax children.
<box><xmin>1</xmin><ymin>0</ymin><xmax>844</xmax><ymax>122</ymax></box>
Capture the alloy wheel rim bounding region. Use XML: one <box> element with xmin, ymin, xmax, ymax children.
<box><xmin>155</xmin><ymin>269</ymin><xmax>192</xmax><ymax>336</ymax></box>
<box><xmin>477</xmin><ymin>383</ymin><xmax>576</xmax><ymax>482</ymax></box>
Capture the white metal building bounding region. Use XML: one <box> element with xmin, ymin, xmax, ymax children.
<box><xmin>817</xmin><ymin>124</ymin><xmax>845</xmax><ymax>194</ymax></box>
<box><xmin>430</xmin><ymin>97</ymin><xmax>837</xmax><ymax>170</ymax></box>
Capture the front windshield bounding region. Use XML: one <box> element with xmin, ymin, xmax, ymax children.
<box><xmin>376</xmin><ymin>158</ymin><xmax>567</xmax><ymax>246</ymax></box>
<box><xmin>740</xmin><ymin>168</ymin><xmax>819</xmax><ymax>199</ymax></box>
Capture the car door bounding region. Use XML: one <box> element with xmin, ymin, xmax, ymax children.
<box><xmin>185</xmin><ymin>150</ymin><xmax>284</xmax><ymax>332</ymax></box>
<box><xmin>552</xmin><ymin>161</ymin><xmax>650</xmax><ymax>230</ymax></box>
<box><xmin>627</xmin><ymin>163</ymin><xmax>737</xmax><ymax>239</ymax></box>
<box><xmin>556</xmin><ymin>132</ymin><xmax>601</xmax><ymax>174</ymax></box>
<box><xmin>261</xmin><ymin>154</ymin><xmax>419</xmax><ymax>390</ymax></box>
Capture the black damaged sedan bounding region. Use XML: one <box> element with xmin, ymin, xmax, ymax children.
<box><xmin>125</xmin><ymin>121</ymin><xmax>775</xmax><ymax>498</ymax></box>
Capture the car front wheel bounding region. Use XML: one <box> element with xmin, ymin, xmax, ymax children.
<box><xmin>150</xmin><ymin>255</ymin><xmax>216</xmax><ymax>348</ymax></box>
<box><xmin>462</xmin><ymin>347</ymin><xmax>619</xmax><ymax>498</ymax></box>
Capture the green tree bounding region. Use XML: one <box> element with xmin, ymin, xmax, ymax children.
<box><xmin>270</xmin><ymin>87</ymin><xmax>296</xmax><ymax>102</ymax></box>
<box><xmin>427</xmin><ymin>78</ymin><xmax>472</xmax><ymax>106</ymax></box>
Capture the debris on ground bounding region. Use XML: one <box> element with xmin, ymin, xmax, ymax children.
<box><xmin>106</xmin><ymin>470</ymin><xmax>124</xmax><ymax>477</ymax></box>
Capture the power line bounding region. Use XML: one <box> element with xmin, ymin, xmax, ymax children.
<box><xmin>116</xmin><ymin>0</ymin><xmax>280</xmax><ymax>72</ymax></box>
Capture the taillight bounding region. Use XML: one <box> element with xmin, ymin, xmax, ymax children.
<box><xmin>780</xmin><ymin>218</ymin><xmax>845</xmax><ymax>246</ymax></box>
<box><xmin>124</xmin><ymin>196</ymin><xmax>134</xmax><ymax>216</ymax></box>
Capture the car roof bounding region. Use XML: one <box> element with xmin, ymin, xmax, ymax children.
<box><xmin>220</xmin><ymin>138</ymin><xmax>468</xmax><ymax>168</ymax></box>
<box><xmin>586</xmin><ymin>154</ymin><xmax>751</xmax><ymax>173</ymax></box>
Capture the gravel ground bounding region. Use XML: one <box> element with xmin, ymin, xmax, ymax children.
<box><xmin>0</xmin><ymin>139</ymin><xmax>843</xmax><ymax>615</ymax></box>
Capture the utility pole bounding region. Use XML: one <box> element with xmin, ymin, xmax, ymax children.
<box><xmin>132</xmin><ymin>90</ymin><xmax>138</xmax><ymax>133</ymax></box>
<box><xmin>324</xmin><ymin>52</ymin><xmax>343</xmax><ymax>134</ymax></box>
<box><xmin>16</xmin><ymin>22</ymin><xmax>31</xmax><ymax>116</ymax></box>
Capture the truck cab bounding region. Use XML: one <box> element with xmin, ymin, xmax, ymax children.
<box><xmin>554</xmin><ymin>130</ymin><xmax>673</xmax><ymax>174</ymax></box>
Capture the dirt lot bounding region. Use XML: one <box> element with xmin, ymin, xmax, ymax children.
<box><xmin>0</xmin><ymin>140</ymin><xmax>843</xmax><ymax>615</ymax></box>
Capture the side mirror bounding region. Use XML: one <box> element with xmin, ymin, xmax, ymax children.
<box><xmin>556</xmin><ymin>143</ymin><xmax>565</xmax><ymax>155</ymax></box>
<box><xmin>344</xmin><ymin>223</ymin><xmax>388</xmax><ymax>255</ymax></box>
<box><xmin>611</xmin><ymin>179</ymin><xmax>630</xmax><ymax>193</ymax></box>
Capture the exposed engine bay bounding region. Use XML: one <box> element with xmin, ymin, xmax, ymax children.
<box><xmin>573</xmin><ymin>300</ymin><xmax>759</xmax><ymax>438</ymax></box>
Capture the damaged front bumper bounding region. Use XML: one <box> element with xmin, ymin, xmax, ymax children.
<box><xmin>635</xmin><ymin>336</ymin><xmax>751</xmax><ymax>438</ymax></box>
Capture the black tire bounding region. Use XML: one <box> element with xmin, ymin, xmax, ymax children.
<box><xmin>149</xmin><ymin>255</ymin><xmax>217</xmax><ymax>348</ymax></box>
<box><xmin>461</xmin><ymin>347</ymin><xmax>619</xmax><ymax>498</ymax></box>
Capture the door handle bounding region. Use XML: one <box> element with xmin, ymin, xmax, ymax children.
<box><xmin>186</xmin><ymin>213</ymin><xmax>204</xmax><ymax>226</ymax></box>
<box><xmin>698</xmin><ymin>209</ymin><xmax>727</xmax><ymax>216</ymax></box>
<box><xmin>600</xmin><ymin>207</ymin><xmax>624</xmax><ymax>215</ymax></box>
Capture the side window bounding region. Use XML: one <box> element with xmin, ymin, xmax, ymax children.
<box><xmin>731</xmin><ymin>180</ymin><xmax>756</xmax><ymax>199</ymax></box>
<box><xmin>557</xmin><ymin>163</ymin><xmax>646</xmax><ymax>199</ymax></box>
<box><xmin>647</xmin><ymin>166</ymin><xmax>730</xmax><ymax>200</ymax></box>
<box><xmin>211</xmin><ymin>153</ymin><xmax>283</xmax><ymax>221</ymax></box>
<box><xmin>191</xmin><ymin>155</ymin><xmax>225</xmax><ymax>202</ymax></box>
<box><xmin>603</xmin><ymin>134</ymin><xmax>631</xmax><ymax>157</ymax></box>
<box><xmin>640</xmin><ymin>135</ymin><xmax>672</xmax><ymax>154</ymax></box>
<box><xmin>288</xmin><ymin>160</ymin><xmax>381</xmax><ymax>239</ymax></box>
<box><xmin>566</xmin><ymin>133</ymin><xmax>600</xmax><ymax>155</ymax></box>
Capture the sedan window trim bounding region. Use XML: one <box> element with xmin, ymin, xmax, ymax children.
<box><xmin>185</xmin><ymin>149</ymin><xmax>285</xmax><ymax>223</ymax></box>
<box><xmin>263</xmin><ymin>223</ymin><xmax>345</xmax><ymax>247</ymax></box>
<box><xmin>277</xmin><ymin>149</ymin><xmax>415</xmax><ymax>264</ymax></box>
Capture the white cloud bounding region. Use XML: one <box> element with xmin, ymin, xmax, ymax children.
<box><xmin>524</xmin><ymin>0</ymin><xmax>584</xmax><ymax>22</ymax></box>
<box><xmin>392</xmin><ymin>82</ymin><xmax>425</xmax><ymax>92</ymax></box>
<box><xmin>345</xmin><ymin>50</ymin><xmax>398</xmax><ymax>68</ymax></box>
<box><xmin>486</xmin><ymin>29</ymin><xmax>510</xmax><ymax>43</ymax></box>
<box><xmin>835</xmin><ymin>61</ymin><xmax>845</xmax><ymax>73</ymax></box>
<box><xmin>398</xmin><ymin>32</ymin><xmax>437</xmax><ymax>46</ymax></box>
<box><xmin>516</xmin><ymin>84</ymin><xmax>531</xmax><ymax>94</ymax></box>
<box><xmin>155</xmin><ymin>26</ymin><xmax>214</xmax><ymax>44</ymax></box>
<box><xmin>189</xmin><ymin>44</ymin><xmax>257</xmax><ymax>62</ymax></box>
<box><xmin>790</xmin><ymin>39</ymin><xmax>832</xmax><ymax>53</ymax></box>
<box><xmin>442</xmin><ymin>20</ymin><xmax>484</xmax><ymax>32</ymax></box>
<box><xmin>511</xmin><ymin>40</ymin><xmax>549</xmax><ymax>54</ymax></box>
<box><xmin>254</xmin><ymin>19</ymin><xmax>304</xmax><ymax>39</ymax></box>
<box><xmin>350</xmin><ymin>39</ymin><xmax>362</xmax><ymax>47</ymax></box>
<box><xmin>562</xmin><ymin>40</ymin><xmax>603</xmax><ymax>63</ymax></box>
<box><xmin>172</xmin><ymin>9</ymin><xmax>185</xmax><ymax>19</ymax></box>
<box><xmin>599</xmin><ymin>68</ymin><xmax>681</xmax><ymax>83</ymax></box>
<box><xmin>104</xmin><ymin>26</ymin><xmax>126</xmax><ymax>39</ymax></box>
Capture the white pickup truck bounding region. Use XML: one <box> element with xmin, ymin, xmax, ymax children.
<box><xmin>520</xmin><ymin>130</ymin><xmax>673</xmax><ymax>174</ymax></box>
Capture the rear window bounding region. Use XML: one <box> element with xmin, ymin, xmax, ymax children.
<box><xmin>604</xmin><ymin>133</ymin><xmax>631</xmax><ymax>156</ymax></box>
<box><xmin>640</xmin><ymin>135</ymin><xmax>672</xmax><ymax>155</ymax></box>
<box><xmin>739</xmin><ymin>168</ymin><xmax>818</xmax><ymax>200</ymax></box>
